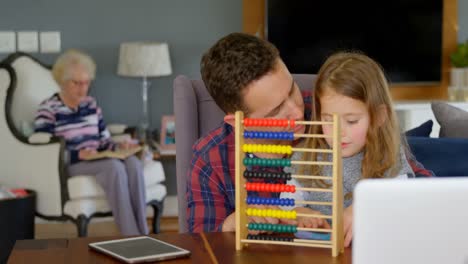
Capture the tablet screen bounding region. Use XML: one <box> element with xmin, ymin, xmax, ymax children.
<box><xmin>90</xmin><ymin>236</ymin><xmax>190</xmax><ymax>261</ymax></box>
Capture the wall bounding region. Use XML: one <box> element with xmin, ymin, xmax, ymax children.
<box><xmin>0</xmin><ymin>0</ymin><xmax>242</xmax><ymax>196</ymax></box>
<box><xmin>459</xmin><ymin>0</ymin><xmax>468</xmax><ymax>41</ymax></box>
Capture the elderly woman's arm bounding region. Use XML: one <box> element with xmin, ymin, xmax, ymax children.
<box><xmin>96</xmin><ymin>106</ymin><xmax>117</xmax><ymax>151</ymax></box>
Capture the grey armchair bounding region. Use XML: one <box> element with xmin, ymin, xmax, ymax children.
<box><xmin>173</xmin><ymin>74</ymin><xmax>316</xmax><ymax>233</ymax></box>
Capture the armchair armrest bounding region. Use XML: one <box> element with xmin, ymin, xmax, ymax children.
<box><xmin>107</xmin><ymin>123</ymin><xmax>128</xmax><ymax>135</ymax></box>
<box><xmin>28</xmin><ymin>132</ymin><xmax>53</xmax><ymax>144</ymax></box>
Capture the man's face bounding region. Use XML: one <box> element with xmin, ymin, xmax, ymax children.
<box><xmin>242</xmin><ymin>59</ymin><xmax>306</xmax><ymax>135</ymax></box>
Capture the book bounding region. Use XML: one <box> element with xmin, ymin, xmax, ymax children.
<box><xmin>83</xmin><ymin>146</ymin><xmax>143</xmax><ymax>161</ymax></box>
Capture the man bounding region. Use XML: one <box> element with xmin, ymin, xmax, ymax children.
<box><xmin>187</xmin><ymin>32</ymin><xmax>433</xmax><ymax>233</ymax></box>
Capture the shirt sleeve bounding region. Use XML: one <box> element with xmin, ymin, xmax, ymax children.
<box><xmin>407</xmin><ymin>154</ymin><xmax>435</xmax><ymax>177</ymax></box>
<box><xmin>279</xmin><ymin>178</ymin><xmax>306</xmax><ymax>210</ymax></box>
<box><xmin>186</xmin><ymin>152</ymin><xmax>232</xmax><ymax>233</ymax></box>
<box><xmin>34</xmin><ymin>103</ymin><xmax>56</xmax><ymax>134</ymax></box>
<box><xmin>96</xmin><ymin>106</ymin><xmax>116</xmax><ymax>151</ymax></box>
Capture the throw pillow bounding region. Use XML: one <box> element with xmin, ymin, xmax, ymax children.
<box><xmin>407</xmin><ymin>136</ymin><xmax>468</xmax><ymax>177</ymax></box>
<box><xmin>405</xmin><ymin>120</ymin><xmax>433</xmax><ymax>137</ymax></box>
<box><xmin>431</xmin><ymin>101</ymin><xmax>468</xmax><ymax>138</ymax></box>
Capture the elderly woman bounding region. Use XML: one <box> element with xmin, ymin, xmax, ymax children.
<box><xmin>34</xmin><ymin>49</ymin><xmax>148</xmax><ymax>235</ymax></box>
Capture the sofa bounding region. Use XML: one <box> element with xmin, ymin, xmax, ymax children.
<box><xmin>406</xmin><ymin>101</ymin><xmax>468</xmax><ymax>177</ymax></box>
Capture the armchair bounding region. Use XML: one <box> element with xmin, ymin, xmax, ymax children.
<box><xmin>173</xmin><ymin>74</ymin><xmax>316</xmax><ymax>233</ymax></box>
<box><xmin>0</xmin><ymin>52</ymin><xmax>167</xmax><ymax>236</ymax></box>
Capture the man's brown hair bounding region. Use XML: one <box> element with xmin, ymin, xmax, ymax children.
<box><xmin>200</xmin><ymin>33</ymin><xmax>280</xmax><ymax>114</ymax></box>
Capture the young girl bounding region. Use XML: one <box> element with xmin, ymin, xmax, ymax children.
<box><xmin>280</xmin><ymin>51</ymin><xmax>414</xmax><ymax>247</ymax></box>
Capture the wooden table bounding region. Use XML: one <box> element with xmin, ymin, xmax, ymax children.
<box><xmin>8</xmin><ymin>232</ymin><xmax>352</xmax><ymax>263</ymax></box>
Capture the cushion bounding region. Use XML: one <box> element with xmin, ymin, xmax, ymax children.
<box><xmin>431</xmin><ymin>101</ymin><xmax>468</xmax><ymax>138</ymax></box>
<box><xmin>28</xmin><ymin>132</ymin><xmax>52</xmax><ymax>144</ymax></box>
<box><xmin>405</xmin><ymin>120</ymin><xmax>433</xmax><ymax>137</ymax></box>
<box><xmin>67</xmin><ymin>160</ymin><xmax>165</xmax><ymax>199</ymax></box>
<box><xmin>407</xmin><ymin>136</ymin><xmax>468</xmax><ymax>176</ymax></box>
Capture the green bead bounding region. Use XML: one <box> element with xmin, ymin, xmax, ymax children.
<box><xmin>292</xmin><ymin>226</ymin><xmax>297</xmax><ymax>233</ymax></box>
<box><xmin>286</xmin><ymin>160</ymin><xmax>291</xmax><ymax>166</ymax></box>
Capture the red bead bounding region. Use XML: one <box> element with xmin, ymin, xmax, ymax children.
<box><xmin>290</xmin><ymin>119</ymin><xmax>295</xmax><ymax>128</ymax></box>
<box><xmin>274</xmin><ymin>184</ymin><xmax>281</xmax><ymax>192</ymax></box>
<box><xmin>253</xmin><ymin>119</ymin><xmax>259</xmax><ymax>126</ymax></box>
<box><xmin>259</xmin><ymin>119</ymin><xmax>266</xmax><ymax>126</ymax></box>
<box><xmin>272</xmin><ymin>119</ymin><xmax>278</xmax><ymax>126</ymax></box>
<box><xmin>267</xmin><ymin>119</ymin><xmax>273</xmax><ymax>127</ymax></box>
<box><xmin>244</xmin><ymin>118</ymin><xmax>250</xmax><ymax>126</ymax></box>
<box><xmin>291</xmin><ymin>185</ymin><xmax>296</xmax><ymax>193</ymax></box>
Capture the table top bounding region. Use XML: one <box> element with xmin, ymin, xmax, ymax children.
<box><xmin>9</xmin><ymin>232</ymin><xmax>352</xmax><ymax>264</ymax></box>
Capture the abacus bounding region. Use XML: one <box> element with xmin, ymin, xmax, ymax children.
<box><xmin>234</xmin><ymin>111</ymin><xmax>344</xmax><ymax>257</ymax></box>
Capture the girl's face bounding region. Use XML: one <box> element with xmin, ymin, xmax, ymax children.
<box><xmin>319</xmin><ymin>88</ymin><xmax>370</xmax><ymax>158</ymax></box>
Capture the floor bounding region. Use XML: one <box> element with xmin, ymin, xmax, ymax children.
<box><xmin>35</xmin><ymin>217</ymin><xmax>179</xmax><ymax>239</ymax></box>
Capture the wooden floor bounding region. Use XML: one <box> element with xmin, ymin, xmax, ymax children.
<box><xmin>35</xmin><ymin>217</ymin><xmax>179</xmax><ymax>239</ymax></box>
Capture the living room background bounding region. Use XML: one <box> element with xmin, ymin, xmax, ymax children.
<box><xmin>0</xmin><ymin>0</ymin><xmax>466</xmax><ymax>196</ymax></box>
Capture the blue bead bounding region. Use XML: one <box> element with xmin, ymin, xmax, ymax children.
<box><xmin>267</xmin><ymin>132</ymin><xmax>273</xmax><ymax>139</ymax></box>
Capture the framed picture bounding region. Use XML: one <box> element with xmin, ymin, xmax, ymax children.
<box><xmin>160</xmin><ymin>115</ymin><xmax>176</xmax><ymax>152</ymax></box>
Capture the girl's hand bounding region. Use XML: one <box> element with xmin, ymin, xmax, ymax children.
<box><xmin>343</xmin><ymin>204</ymin><xmax>353</xmax><ymax>247</ymax></box>
<box><xmin>78</xmin><ymin>148</ymin><xmax>97</xmax><ymax>160</ymax></box>
<box><xmin>282</xmin><ymin>207</ymin><xmax>330</xmax><ymax>229</ymax></box>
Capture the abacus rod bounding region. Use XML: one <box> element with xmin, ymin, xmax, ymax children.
<box><xmin>291</xmin><ymin>147</ymin><xmax>333</xmax><ymax>153</ymax></box>
<box><xmin>245</xmin><ymin>225</ymin><xmax>332</xmax><ymax>233</ymax></box>
<box><xmin>292</xmin><ymin>175</ymin><xmax>330</xmax><ymax>180</ymax></box>
<box><xmin>296</xmin><ymin>213</ymin><xmax>332</xmax><ymax>219</ymax></box>
<box><xmin>241</xmin><ymin>239</ymin><xmax>333</xmax><ymax>248</ymax></box>
<box><xmin>295</xmin><ymin>120</ymin><xmax>333</xmax><ymax>125</ymax></box>
<box><xmin>292</xmin><ymin>160</ymin><xmax>333</xmax><ymax>166</ymax></box>
<box><xmin>245</xmin><ymin>200</ymin><xmax>332</xmax><ymax>206</ymax></box>
<box><xmin>297</xmin><ymin>187</ymin><xmax>333</xmax><ymax>192</ymax></box>
<box><xmin>297</xmin><ymin>227</ymin><xmax>332</xmax><ymax>233</ymax></box>
<box><xmin>241</xmin><ymin>120</ymin><xmax>333</xmax><ymax>126</ymax></box>
<box><xmin>295</xmin><ymin>200</ymin><xmax>333</xmax><ymax>206</ymax></box>
<box><xmin>293</xmin><ymin>133</ymin><xmax>333</xmax><ymax>139</ymax></box>
<box><xmin>293</xmin><ymin>239</ymin><xmax>332</xmax><ymax>245</ymax></box>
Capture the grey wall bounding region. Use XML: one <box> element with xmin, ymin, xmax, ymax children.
<box><xmin>0</xmin><ymin>0</ymin><xmax>242</xmax><ymax>196</ymax></box>
<box><xmin>460</xmin><ymin>0</ymin><xmax>468</xmax><ymax>42</ymax></box>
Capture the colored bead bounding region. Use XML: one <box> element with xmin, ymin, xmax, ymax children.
<box><xmin>290</xmin><ymin>119</ymin><xmax>295</xmax><ymax>128</ymax></box>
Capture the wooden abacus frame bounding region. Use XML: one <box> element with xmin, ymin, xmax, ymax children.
<box><xmin>234</xmin><ymin>111</ymin><xmax>344</xmax><ymax>257</ymax></box>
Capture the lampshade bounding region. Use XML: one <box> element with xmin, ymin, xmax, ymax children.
<box><xmin>117</xmin><ymin>42</ymin><xmax>172</xmax><ymax>77</ymax></box>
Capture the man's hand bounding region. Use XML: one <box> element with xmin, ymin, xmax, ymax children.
<box><xmin>78</xmin><ymin>148</ymin><xmax>97</xmax><ymax>160</ymax></box>
<box><xmin>343</xmin><ymin>204</ymin><xmax>353</xmax><ymax>247</ymax></box>
<box><xmin>222</xmin><ymin>212</ymin><xmax>236</xmax><ymax>232</ymax></box>
<box><xmin>221</xmin><ymin>205</ymin><xmax>280</xmax><ymax>234</ymax></box>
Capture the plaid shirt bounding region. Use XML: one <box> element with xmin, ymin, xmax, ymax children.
<box><xmin>186</xmin><ymin>91</ymin><xmax>433</xmax><ymax>233</ymax></box>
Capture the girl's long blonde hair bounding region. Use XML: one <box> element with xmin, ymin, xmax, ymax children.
<box><xmin>299</xmin><ymin>52</ymin><xmax>402</xmax><ymax>187</ymax></box>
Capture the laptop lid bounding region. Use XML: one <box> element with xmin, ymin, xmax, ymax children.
<box><xmin>354</xmin><ymin>178</ymin><xmax>468</xmax><ymax>264</ymax></box>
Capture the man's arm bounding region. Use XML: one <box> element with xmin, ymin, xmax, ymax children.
<box><xmin>186</xmin><ymin>154</ymin><xmax>233</xmax><ymax>233</ymax></box>
<box><xmin>407</xmin><ymin>155</ymin><xmax>434</xmax><ymax>177</ymax></box>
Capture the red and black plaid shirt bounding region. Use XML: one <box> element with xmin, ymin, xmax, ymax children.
<box><xmin>186</xmin><ymin>91</ymin><xmax>433</xmax><ymax>233</ymax></box>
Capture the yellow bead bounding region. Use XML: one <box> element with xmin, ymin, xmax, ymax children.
<box><xmin>246</xmin><ymin>208</ymin><xmax>252</xmax><ymax>215</ymax></box>
<box><xmin>286</xmin><ymin>146</ymin><xmax>292</xmax><ymax>155</ymax></box>
<box><xmin>291</xmin><ymin>211</ymin><xmax>297</xmax><ymax>219</ymax></box>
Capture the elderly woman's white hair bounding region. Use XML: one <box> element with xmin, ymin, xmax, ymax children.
<box><xmin>52</xmin><ymin>49</ymin><xmax>96</xmax><ymax>85</ymax></box>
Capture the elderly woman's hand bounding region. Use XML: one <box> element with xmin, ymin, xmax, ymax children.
<box><xmin>118</xmin><ymin>140</ymin><xmax>139</xmax><ymax>150</ymax></box>
<box><xmin>79</xmin><ymin>149</ymin><xmax>98</xmax><ymax>160</ymax></box>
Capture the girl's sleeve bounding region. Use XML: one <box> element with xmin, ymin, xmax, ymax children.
<box><xmin>279</xmin><ymin>178</ymin><xmax>307</xmax><ymax>210</ymax></box>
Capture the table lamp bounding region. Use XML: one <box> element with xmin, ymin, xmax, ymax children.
<box><xmin>117</xmin><ymin>42</ymin><xmax>172</xmax><ymax>141</ymax></box>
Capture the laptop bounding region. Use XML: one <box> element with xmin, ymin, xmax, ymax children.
<box><xmin>353</xmin><ymin>178</ymin><xmax>468</xmax><ymax>264</ymax></box>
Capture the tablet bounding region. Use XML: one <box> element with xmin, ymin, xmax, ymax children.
<box><xmin>89</xmin><ymin>236</ymin><xmax>190</xmax><ymax>263</ymax></box>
